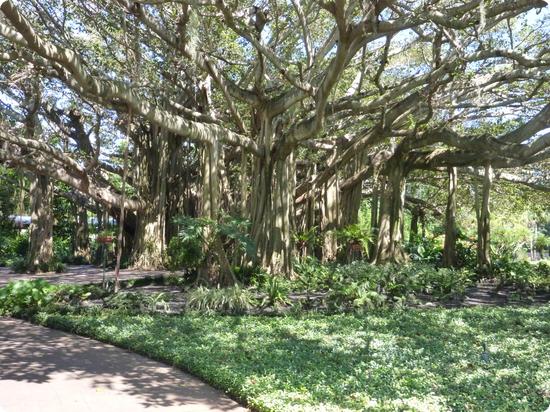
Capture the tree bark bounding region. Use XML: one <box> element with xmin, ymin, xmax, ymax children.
<box><xmin>409</xmin><ymin>207</ymin><xmax>419</xmax><ymax>244</ymax></box>
<box><xmin>321</xmin><ymin>173</ymin><xmax>339</xmax><ymax>262</ymax></box>
<box><xmin>442</xmin><ymin>166</ymin><xmax>458</xmax><ymax>267</ymax></box>
<box><xmin>250</xmin><ymin>112</ymin><xmax>295</xmax><ymax>276</ymax></box>
<box><xmin>27</xmin><ymin>173</ymin><xmax>53</xmax><ymax>270</ymax></box>
<box><xmin>73</xmin><ymin>201</ymin><xmax>90</xmax><ymax>262</ymax></box>
<box><xmin>476</xmin><ymin>163</ymin><xmax>493</xmax><ymax>273</ymax></box>
<box><xmin>368</xmin><ymin>181</ymin><xmax>379</xmax><ymax>261</ymax></box>
<box><xmin>199</xmin><ymin>140</ymin><xmax>237</xmax><ymax>286</ymax></box>
<box><xmin>375</xmin><ymin>162</ymin><xmax>408</xmax><ymax>264</ymax></box>
<box><xmin>131</xmin><ymin>126</ymin><xmax>168</xmax><ymax>269</ymax></box>
<box><xmin>165</xmin><ymin>137</ymin><xmax>197</xmax><ymax>243</ymax></box>
<box><xmin>375</xmin><ymin>176</ymin><xmax>391</xmax><ymax>264</ymax></box>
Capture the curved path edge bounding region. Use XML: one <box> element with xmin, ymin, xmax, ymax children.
<box><xmin>0</xmin><ymin>317</ymin><xmax>248</xmax><ymax>412</ymax></box>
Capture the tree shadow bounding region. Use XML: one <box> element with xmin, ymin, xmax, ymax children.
<box><xmin>0</xmin><ymin>317</ymin><xmax>246</xmax><ymax>411</ymax></box>
<box><xmin>0</xmin><ymin>265</ymin><xmax>185</xmax><ymax>287</ymax></box>
<box><xmin>124</xmin><ymin>309</ymin><xmax>549</xmax><ymax>411</ymax></box>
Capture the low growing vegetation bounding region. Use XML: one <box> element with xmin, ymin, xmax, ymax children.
<box><xmin>0</xmin><ymin>279</ymin><xmax>106</xmax><ymax>317</ymax></box>
<box><xmin>34</xmin><ymin>307</ymin><xmax>550</xmax><ymax>412</ymax></box>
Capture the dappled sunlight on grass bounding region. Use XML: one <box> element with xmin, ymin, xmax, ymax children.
<box><xmin>38</xmin><ymin>305</ymin><xmax>550</xmax><ymax>412</ymax></box>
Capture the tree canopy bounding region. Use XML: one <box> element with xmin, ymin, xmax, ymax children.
<box><xmin>1</xmin><ymin>0</ymin><xmax>549</xmax><ymax>279</ymax></box>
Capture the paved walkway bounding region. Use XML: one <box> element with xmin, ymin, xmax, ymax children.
<box><xmin>0</xmin><ymin>265</ymin><xmax>184</xmax><ymax>287</ymax></box>
<box><xmin>0</xmin><ymin>318</ymin><xmax>247</xmax><ymax>412</ymax></box>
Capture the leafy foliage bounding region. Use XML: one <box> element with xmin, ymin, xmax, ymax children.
<box><xmin>38</xmin><ymin>307</ymin><xmax>550</xmax><ymax>412</ymax></box>
<box><xmin>407</xmin><ymin>236</ymin><xmax>443</xmax><ymax>264</ymax></box>
<box><xmin>259</xmin><ymin>277</ymin><xmax>291</xmax><ymax>308</ymax></box>
<box><xmin>0</xmin><ymin>280</ymin><xmax>104</xmax><ymax>316</ymax></box>
<box><xmin>292</xmin><ymin>226</ymin><xmax>321</xmax><ymax>251</ymax></box>
<box><xmin>185</xmin><ymin>286</ymin><xmax>256</xmax><ymax>314</ymax></box>
<box><xmin>336</xmin><ymin>224</ymin><xmax>372</xmax><ymax>255</ymax></box>
<box><xmin>327</xmin><ymin>261</ymin><xmax>475</xmax><ymax>310</ymax></box>
<box><xmin>104</xmin><ymin>291</ymin><xmax>169</xmax><ymax>314</ymax></box>
<box><xmin>0</xmin><ymin>279</ymin><xmax>55</xmax><ymax>316</ymax></box>
<box><xmin>0</xmin><ymin>233</ymin><xmax>29</xmax><ymax>267</ymax></box>
<box><xmin>492</xmin><ymin>258</ymin><xmax>550</xmax><ymax>292</ymax></box>
<box><xmin>166</xmin><ymin>215</ymin><xmax>254</xmax><ymax>271</ymax></box>
<box><xmin>292</xmin><ymin>256</ymin><xmax>333</xmax><ymax>291</ymax></box>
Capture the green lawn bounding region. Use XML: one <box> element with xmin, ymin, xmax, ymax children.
<box><xmin>37</xmin><ymin>306</ymin><xmax>550</xmax><ymax>411</ymax></box>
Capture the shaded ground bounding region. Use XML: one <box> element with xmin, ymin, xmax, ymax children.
<box><xmin>0</xmin><ymin>265</ymin><xmax>184</xmax><ymax>287</ymax></box>
<box><xmin>1</xmin><ymin>266</ymin><xmax>548</xmax><ymax>311</ymax></box>
<box><xmin>0</xmin><ymin>317</ymin><xmax>247</xmax><ymax>412</ymax></box>
<box><xmin>463</xmin><ymin>279</ymin><xmax>550</xmax><ymax>307</ymax></box>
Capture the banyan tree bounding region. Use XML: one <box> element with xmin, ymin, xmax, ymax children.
<box><xmin>1</xmin><ymin>0</ymin><xmax>549</xmax><ymax>278</ymax></box>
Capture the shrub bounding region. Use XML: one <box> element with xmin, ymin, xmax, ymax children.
<box><xmin>185</xmin><ymin>286</ymin><xmax>256</xmax><ymax>314</ymax></box>
<box><xmin>292</xmin><ymin>226</ymin><xmax>321</xmax><ymax>252</ymax></box>
<box><xmin>493</xmin><ymin>258</ymin><xmax>550</xmax><ymax>292</ymax></box>
<box><xmin>0</xmin><ymin>279</ymin><xmax>55</xmax><ymax>316</ymax></box>
<box><xmin>103</xmin><ymin>292</ymin><xmax>146</xmax><ymax>314</ymax></box>
<box><xmin>10</xmin><ymin>257</ymin><xmax>27</xmax><ymax>273</ymax></box>
<box><xmin>327</xmin><ymin>282</ymin><xmax>387</xmax><ymax>311</ymax></box>
<box><xmin>53</xmin><ymin>284</ymin><xmax>107</xmax><ymax>304</ymax></box>
<box><xmin>0</xmin><ymin>234</ymin><xmax>29</xmax><ymax>267</ymax></box>
<box><xmin>293</xmin><ymin>256</ymin><xmax>333</xmax><ymax>291</ymax></box>
<box><xmin>104</xmin><ymin>291</ymin><xmax>170</xmax><ymax>314</ymax></box>
<box><xmin>325</xmin><ymin>261</ymin><xmax>475</xmax><ymax>310</ymax></box>
<box><xmin>36</xmin><ymin>258</ymin><xmax>67</xmax><ymax>274</ymax></box>
<box><xmin>336</xmin><ymin>224</ymin><xmax>372</xmax><ymax>257</ymax></box>
<box><xmin>411</xmin><ymin>264</ymin><xmax>473</xmax><ymax>299</ymax></box>
<box><xmin>455</xmin><ymin>241</ymin><xmax>477</xmax><ymax>269</ymax></box>
<box><xmin>260</xmin><ymin>276</ymin><xmax>291</xmax><ymax>308</ymax></box>
<box><xmin>234</xmin><ymin>264</ymin><xmax>264</xmax><ymax>285</ymax></box>
<box><xmin>165</xmin><ymin>273</ymin><xmax>187</xmax><ymax>288</ymax></box>
<box><xmin>166</xmin><ymin>234</ymin><xmax>204</xmax><ymax>271</ymax></box>
<box><xmin>166</xmin><ymin>215</ymin><xmax>254</xmax><ymax>272</ymax></box>
<box><xmin>53</xmin><ymin>237</ymin><xmax>72</xmax><ymax>263</ymax></box>
<box><xmin>407</xmin><ymin>237</ymin><xmax>443</xmax><ymax>264</ymax></box>
<box><xmin>0</xmin><ymin>280</ymin><xmax>103</xmax><ymax>317</ymax></box>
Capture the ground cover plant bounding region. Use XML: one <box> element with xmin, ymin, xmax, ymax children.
<box><xmin>35</xmin><ymin>306</ymin><xmax>550</xmax><ymax>412</ymax></box>
<box><xmin>0</xmin><ymin>279</ymin><xmax>107</xmax><ymax>317</ymax></box>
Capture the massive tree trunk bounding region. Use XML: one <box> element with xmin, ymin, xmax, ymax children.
<box><xmin>27</xmin><ymin>173</ymin><xmax>53</xmax><ymax>270</ymax></box>
<box><xmin>375</xmin><ymin>176</ymin><xmax>391</xmax><ymax>263</ymax></box>
<box><xmin>476</xmin><ymin>163</ymin><xmax>493</xmax><ymax>273</ymax></box>
<box><xmin>443</xmin><ymin>167</ymin><xmax>458</xmax><ymax>267</ymax></box>
<box><xmin>375</xmin><ymin>161</ymin><xmax>407</xmax><ymax>264</ymax></box>
<box><xmin>73</xmin><ymin>201</ymin><xmax>90</xmax><ymax>262</ymax></box>
<box><xmin>294</xmin><ymin>163</ymin><xmax>316</xmax><ymax>260</ymax></box>
<box><xmin>340</xmin><ymin>152</ymin><xmax>364</xmax><ymax>228</ymax></box>
<box><xmin>131</xmin><ymin>126</ymin><xmax>168</xmax><ymax>269</ymax></box>
<box><xmin>23</xmin><ymin>79</ymin><xmax>53</xmax><ymax>270</ymax></box>
<box><xmin>250</xmin><ymin>112</ymin><xmax>295</xmax><ymax>275</ymax></box>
